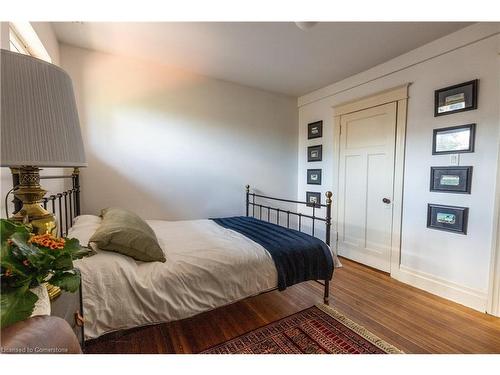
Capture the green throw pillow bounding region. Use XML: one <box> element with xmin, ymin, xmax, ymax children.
<box><xmin>89</xmin><ymin>207</ymin><xmax>166</xmax><ymax>262</ymax></box>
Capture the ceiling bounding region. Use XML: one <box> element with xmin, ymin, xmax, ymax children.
<box><xmin>52</xmin><ymin>22</ymin><xmax>471</xmax><ymax>97</ymax></box>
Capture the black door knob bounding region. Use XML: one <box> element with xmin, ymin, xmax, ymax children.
<box><xmin>382</xmin><ymin>198</ymin><xmax>391</xmax><ymax>204</ymax></box>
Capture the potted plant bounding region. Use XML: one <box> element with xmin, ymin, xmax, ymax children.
<box><xmin>0</xmin><ymin>219</ymin><xmax>91</xmax><ymax>328</ymax></box>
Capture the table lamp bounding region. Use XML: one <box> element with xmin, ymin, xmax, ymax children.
<box><xmin>1</xmin><ymin>49</ymin><xmax>87</xmax><ymax>235</ymax></box>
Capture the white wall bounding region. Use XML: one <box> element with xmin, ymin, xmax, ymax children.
<box><xmin>59</xmin><ymin>44</ymin><xmax>298</xmax><ymax>220</ymax></box>
<box><xmin>297</xmin><ymin>23</ymin><xmax>500</xmax><ymax>312</ymax></box>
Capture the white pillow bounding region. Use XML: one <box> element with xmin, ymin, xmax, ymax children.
<box><xmin>72</xmin><ymin>214</ymin><xmax>102</xmax><ymax>226</ymax></box>
<box><xmin>68</xmin><ymin>215</ymin><xmax>102</xmax><ymax>245</ymax></box>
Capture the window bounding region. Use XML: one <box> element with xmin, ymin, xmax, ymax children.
<box><xmin>8</xmin><ymin>22</ymin><xmax>51</xmax><ymax>62</ymax></box>
<box><xmin>9</xmin><ymin>26</ymin><xmax>31</xmax><ymax>55</ymax></box>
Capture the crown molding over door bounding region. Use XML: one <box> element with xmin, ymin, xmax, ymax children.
<box><xmin>332</xmin><ymin>84</ymin><xmax>410</xmax><ymax>116</ymax></box>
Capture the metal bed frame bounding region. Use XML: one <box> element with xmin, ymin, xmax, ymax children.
<box><xmin>9</xmin><ymin>171</ymin><xmax>333</xmax><ymax>304</ymax></box>
<box><xmin>246</xmin><ymin>185</ymin><xmax>333</xmax><ymax>304</ymax></box>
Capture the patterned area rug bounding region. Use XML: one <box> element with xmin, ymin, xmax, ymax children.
<box><xmin>202</xmin><ymin>304</ymin><xmax>403</xmax><ymax>354</ymax></box>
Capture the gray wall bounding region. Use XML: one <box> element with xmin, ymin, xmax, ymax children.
<box><xmin>60</xmin><ymin>44</ymin><xmax>298</xmax><ymax>220</ymax></box>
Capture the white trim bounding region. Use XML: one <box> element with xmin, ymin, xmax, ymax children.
<box><xmin>332</xmin><ymin>84</ymin><xmax>409</xmax><ymax>276</ymax></box>
<box><xmin>392</xmin><ymin>265</ymin><xmax>488</xmax><ymax>312</ymax></box>
<box><xmin>332</xmin><ymin>84</ymin><xmax>409</xmax><ymax>116</ymax></box>
<box><xmin>8</xmin><ymin>22</ymin><xmax>51</xmax><ymax>63</ymax></box>
<box><xmin>9</xmin><ymin>26</ymin><xmax>30</xmax><ymax>55</ymax></box>
<box><xmin>487</xmin><ymin>69</ymin><xmax>500</xmax><ymax>316</ymax></box>
<box><xmin>332</xmin><ymin>115</ymin><xmax>341</xmax><ymax>252</ymax></box>
<box><xmin>489</xmin><ymin>218</ymin><xmax>500</xmax><ymax>315</ymax></box>
<box><xmin>390</xmin><ymin>98</ymin><xmax>408</xmax><ymax>273</ymax></box>
<box><xmin>299</xmin><ymin>23</ymin><xmax>500</xmax><ymax>107</ymax></box>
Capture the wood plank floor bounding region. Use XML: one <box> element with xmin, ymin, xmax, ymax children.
<box><xmin>84</xmin><ymin>258</ymin><xmax>500</xmax><ymax>354</ymax></box>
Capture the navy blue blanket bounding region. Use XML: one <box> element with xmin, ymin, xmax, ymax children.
<box><xmin>212</xmin><ymin>216</ymin><xmax>333</xmax><ymax>291</ymax></box>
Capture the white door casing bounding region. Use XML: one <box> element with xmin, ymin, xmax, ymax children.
<box><xmin>337</xmin><ymin>102</ymin><xmax>397</xmax><ymax>272</ymax></box>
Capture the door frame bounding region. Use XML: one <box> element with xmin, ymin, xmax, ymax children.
<box><xmin>332</xmin><ymin>84</ymin><xmax>409</xmax><ymax>276</ymax></box>
<box><xmin>487</xmin><ymin>140</ymin><xmax>500</xmax><ymax>316</ymax></box>
<box><xmin>488</xmin><ymin>212</ymin><xmax>500</xmax><ymax>316</ymax></box>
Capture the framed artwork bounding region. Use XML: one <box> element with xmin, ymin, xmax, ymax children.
<box><xmin>427</xmin><ymin>204</ymin><xmax>469</xmax><ymax>235</ymax></box>
<box><xmin>430</xmin><ymin>166</ymin><xmax>473</xmax><ymax>194</ymax></box>
<box><xmin>307</xmin><ymin>145</ymin><xmax>322</xmax><ymax>162</ymax></box>
<box><xmin>432</xmin><ymin>124</ymin><xmax>475</xmax><ymax>155</ymax></box>
<box><xmin>306</xmin><ymin>192</ymin><xmax>321</xmax><ymax>207</ymax></box>
<box><xmin>308</xmin><ymin>121</ymin><xmax>323</xmax><ymax>139</ymax></box>
<box><xmin>434</xmin><ymin>79</ymin><xmax>478</xmax><ymax>116</ymax></box>
<box><xmin>307</xmin><ymin>169</ymin><xmax>322</xmax><ymax>185</ymax></box>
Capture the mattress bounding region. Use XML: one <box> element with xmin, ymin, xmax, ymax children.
<box><xmin>69</xmin><ymin>215</ymin><xmax>338</xmax><ymax>340</ymax></box>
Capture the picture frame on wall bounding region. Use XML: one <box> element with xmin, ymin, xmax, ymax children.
<box><xmin>307</xmin><ymin>145</ymin><xmax>322</xmax><ymax>162</ymax></box>
<box><xmin>430</xmin><ymin>166</ymin><xmax>473</xmax><ymax>194</ymax></box>
<box><xmin>432</xmin><ymin>123</ymin><xmax>475</xmax><ymax>155</ymax></box>
<box><xmin>306</xmin><ymin>192</ymin><xmax>321</xmax><ymax>207</ymax></box>
<box><xmin>307</xmin><ymin>169</ymin><xmax>322</xmax><ymax>185</ymax></box>
<box><xmin>434</xmin><ymin>79</ymin><xmax>478</xmax><ymax>117</ymax></box>
<box><xmin>308</xmin><ymin>121</ymin><xmax>323</xmax><ymax>139</ymax></box>
<box><xmin>427</xmin><ymin>204</ymin><xmax>469</xmax><ymax>235</ymax></box>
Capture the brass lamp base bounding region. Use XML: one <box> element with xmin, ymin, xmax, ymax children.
<box><xmin>45</xmin><ymin>283</ymin><xmax>62</xmax><ymax>300</ymax></box>
<box><xmin>11</xmin><ymin>167</ymin><xmax>61</xmax><ymax>299</ymax></box>
<box><xmin>10</xmin><ymin>167</ymin><xmax>57</xmax><ymax>236</ymax></box>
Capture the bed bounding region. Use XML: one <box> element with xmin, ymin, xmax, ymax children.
<box><xmin>9</xmin><ymin>169</ymin><xmax>339</xmax><ymax>340</ymax></box>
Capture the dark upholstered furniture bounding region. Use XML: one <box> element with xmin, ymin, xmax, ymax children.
<box><xmin>1</xmin><ymin>315</ymin><xmax>82</xmax><ymax>354</ymax></box>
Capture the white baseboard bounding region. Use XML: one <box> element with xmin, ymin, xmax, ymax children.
<box><xmin>391</xmin><ymin>265</ymin><xmax>488</xmax><ymax>313</ymax></box>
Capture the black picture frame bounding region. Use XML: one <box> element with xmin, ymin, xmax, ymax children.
<box><xmin>434</xmin><ymin>79</ymin><xmax>478</xmax><ymax>117</ymax></box>
<box><xmin>430</xmin><ymin>166</ymin><xmax>473</xmax><ymax>194</ymax></box>
<box><xmin>307</xmin><ymin>169</ymin><xmax>322</xmax><ymax>185</ymax></box>
<box><xmin>307</xmin><ymin>145</ymin><xmax>322</xmax><ymax>162</ymax></box>
<box><xmin>427</xmin><ymin>204</ymin><xmax>469</xmax><ymax>235</ymax></box>
<box><xmin>306</xmin><ymin>192</ymin><xmax>321</xmax><ymax>207</ymax></box>
<box><xmin>308</xmin><ymin>121</ymin><xmax>323</xmax><ymax>139</ymax></box>
<box><xmin>432</xmin><ymin>123</ymin><xmax>476</xmax><ymax>155</ymax></box>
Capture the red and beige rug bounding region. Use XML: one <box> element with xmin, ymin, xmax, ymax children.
<box><xmin>202</xmin><ymin>304</ymin><xmax>402</xmax><ymax>354</ymax></box>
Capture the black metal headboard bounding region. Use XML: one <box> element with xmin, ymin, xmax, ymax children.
<box><xmin>245</xmin><ymin>185</ymin><xmax>333</xmax><ymax>247</ymax></box>
<box><xmin>10</xmin><ymin>167</ymin><xmax>81</xmax><ymax>237</ymax></box>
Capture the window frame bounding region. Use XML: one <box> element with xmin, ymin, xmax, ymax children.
<box><xmin>9</xmin><ymin>26</ymin><xmax>31</xmax><ymax>55</ymax></box>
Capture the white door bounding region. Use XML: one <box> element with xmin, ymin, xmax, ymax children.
<box><xmin>337</xmin><ymin>102</ymin><xmax>397</xmax><ymax>272</ymax></box>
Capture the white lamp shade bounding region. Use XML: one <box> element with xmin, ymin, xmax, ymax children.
<box><xmin>1</xmin><ymin>49</ymin><xmax>87</xmax><ymax>167</ymax></box>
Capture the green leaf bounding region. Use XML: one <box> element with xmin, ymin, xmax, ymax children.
<box><xmin>0</xmin><ymin>288</ymin><xmax>38</xmax><ymax>328</ymax></box>
<box><xmin>52</xmin><ymin>254</ymin><xmax>73</xmax><ymax>270</ymax></box>
<box><xmin>0</xmin><ymin>251</ymin><xmax>29</xmax><ymax>278</ymax></box>
<box><xmin>1</xmin><ymin>274</ymin><xmax>33</xmax><ymax>290</ymax></box>
<box><xmin>0</xmin><ymin>219</ymin><xmax>29</xmax><ymax>245</ymax></box>
<box><xmin>50</xmin><ymin>271</ymin><xmax>80</xmax><ymax>292</ymax></box>
<box><xmin>72</xmin><ymin>247</ymin><xmax>93</xmax><ymax>260</ymax></box>
<box><xmin>63</xmin><ymin>238</ymin><xmax>91</xmax><ymax>260</ymax></box>
<box><xmin>62</xmin><ymin>238</ymin><xmax>80</xmax><ymax>252</ymax></box>
<box><xmin>9</xmin><ymin>232</ymin><xmax>43</xmax><ymax>263</ymax></box>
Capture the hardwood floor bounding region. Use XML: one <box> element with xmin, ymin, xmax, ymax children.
<box><xmin>84</xmin><ymin>258</ymin><xmax>500</xmax><ymax>354</ymax></box>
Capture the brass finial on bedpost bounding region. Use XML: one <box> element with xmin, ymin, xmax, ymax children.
<box><xmin>245</xmin><ymin>185</ymin><xmax>250</xmax><ymax>217</ymax></box>
<box><xmin>326</xmin><ymin>191</ymin><xmax>332</xmax><ymax>205</ymax></box>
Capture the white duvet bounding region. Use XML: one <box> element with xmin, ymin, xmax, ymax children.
<box><xmin>70</xmin><ymin>215</ymin><xmax>338</xmax><ymax>340</ymax></box>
